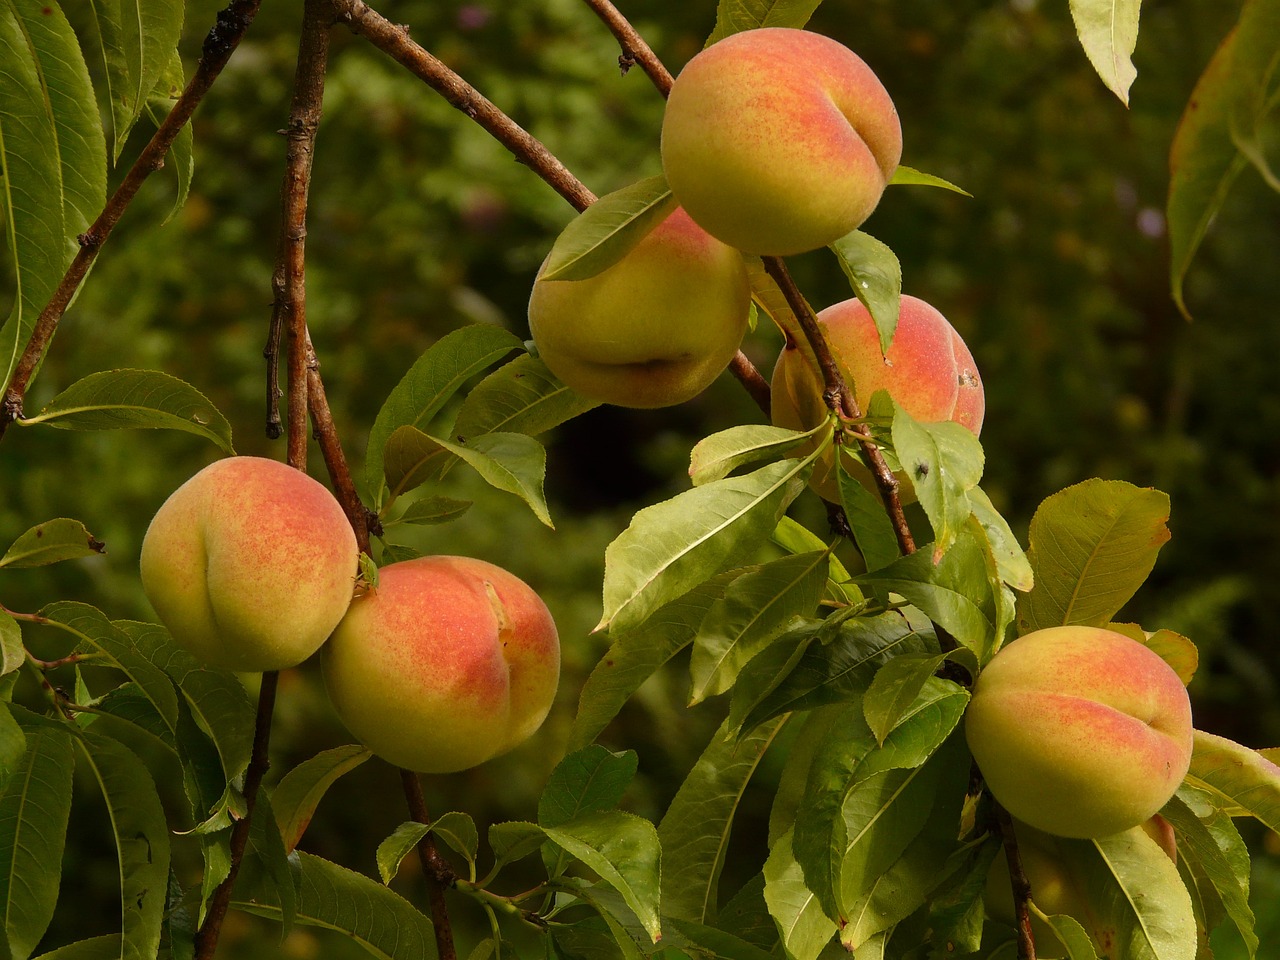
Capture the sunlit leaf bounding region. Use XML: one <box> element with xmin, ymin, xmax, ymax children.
<box><xmin>836</xmin><ymin>459</ymin><xmax>901</xmax><ymax>574</ymax></box>
<box><xmin>20</xmin><ymin>370</ymin><xmax>235</xmax><ymax>453</ymax></box>
<box><xmin>688</xmin><ymin>422</ymin><xmax>825</xmax><ymax>486</ymax></box>
<box><xmin>689</xmin><ymin>551</ymin><xmax>828</xmax><ymax>702</ymax></box>
<box><xmin>967</xmin><ymin>486</ymin><xmax>1034</xmax><ymax>593</ymax></box>
<box><xmin>888</xmin><ymin>165</ymin><xmax>972</xmax><ymax>195</ymax></box>
<box><xmin>862</xmin><ymin>652</ymin><xmax>953</xmax><ymax>745</ymax></box>
<box><xmin>541</xmin><ymin>745</ymin><xmax>638</xmax><ymax>878</ymax></box>
<box><xmin>452</xmin><ymin>352</ymin><xmax>598</xmax><ymax>441</ymax></box>
<box><xmin>1069</xmin><ymin>0</ymin><xmax>1141</xmax><ymax>105</ymax></box>
<box><xmin>829</xmin><ymin>231</ymin><xmax>902</xmax><ymax>355</ymax></box>
<box><xmin>600</xmin><ymin>457</ymin><xmax>812</xmax><ymax>634</ymax></box>
<box><xmin>763</xmin><ymin>828</ymin><xmax>837</xmax><ymax>960</ymax></box>
<box><xmin>1016</xmin><ymin>479</ymin><xmax>1171</xmax><ymax>635</ymax></box>
<box><xmin>0</xmin><ymin>614</ymin><xmax>20</xmax><ymax>679</ymax></box>
<box><xmin>542</xmin><ymin>176</ymin><xmax>675</xmax><ymax>280</ymax></box>
<box><xmin>272</xmin><ymin>744</ymin><xmax>371</xmax><ymax>853</ymax></box>
<box><xmin>660</xmin><ymin>715</ymin><xmax>787</xmax><ymax>923</ymax></box>
<box><xmin>891</xmin><ymin>410</ymin><xmax>984</xmax><ymax>562</ymax></box>
<box><xmin>0</xmin><ymin>0</ymin><xmax>106</xmax><ymax>394</ymax></box>
<box><xmin>1185</xmin><ymin>729</ymin><xmax>1280</xmax><ymax>831</ymax></box>
<box><xmin>366</xmin><ymin>325</ymin><xmax>522</xmax><ymax>504</ymax></box>
<box><xmin>233</xmin><ymin>850</ymin><xmax>437</xmax><ymax>958</ymax></box>
<box><xmin>377</xmin><ymin>813</ymin><xmax>478</xmax><ymax>884</ymax></box>
<box><xmin>545</xmin><ymin>811</ymin><xmax>662</xmax><ymax>942</ymax></box>
<box><xmin>0</xmin><ymin>518</ymin><xmax>105</xmax><ymax>569</ymax></box>
<box><xmin>1108</xmin><ymin>622</ymin><xmax>1199</xmax><ymax>685</ymax></box>
<box><xmin>705</xmin><ymin>0</ymin><xmax>824</xmax><ymax>45</ymax></box>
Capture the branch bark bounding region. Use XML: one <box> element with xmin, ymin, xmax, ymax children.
<box><xmin>402</xmin><ymin>770</ymin><xmax>459</xmax><ymax>960</ymax></box>
<box><xmin>580</xmin><ymin>0</ymin><xmax>674</xmax><ymax>95</ymax></box>
<box><xmin>994</xmin><ymin>801</ymin><xmax>1039</xmax><ymax>960</ymax></box>
<box><xmin>0</xmin><ymin>0</ymin><xmax>265</xmax><ymax>440</ymax></box>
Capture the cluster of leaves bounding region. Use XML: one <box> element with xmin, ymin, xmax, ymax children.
<box><xmin>2</xmin><ymin>0</ymin><xmax>1279</xmax><ymax>959</ymax></box>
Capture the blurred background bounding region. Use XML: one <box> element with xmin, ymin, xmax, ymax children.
<box><xmin>2</xmin><ymin>0</ymin><xmax>1277</xmax><ymax>954</ymax></box>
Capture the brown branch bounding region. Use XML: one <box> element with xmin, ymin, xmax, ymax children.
<box><xmin>193</xmin><ymin>670</ymin><xmax>279</xmax><ymax>959</ymax></box>
<box><xmin>994</xmin><ymin>802</ymin><xmax>1039</xmax><ymax>960</ymax></box>
<box><xmin>580</xmin><ymin>0</ymin><xmax>674</xmax><ymax>95</ymax></box>
<box><xmin>0</xmin><ymin>0</ymin><xmax>265</xmax><ymax>440</ymax></box>
<box><xmin>401</xmin><ymin>770</ymin><xmax>459</xmax><ymax>960</ymax></box>
<box><xmin>729</xmin><ymin>351</ymin><xmax>771</xmax><ymax>417</ymax></box>
<box><xmin>305</xmin><ymin>338</ymin><xmax>373</xmax><ymax>554</ymax></box>
<box><xmin>330</xmin><ymin>0</ymin><xmax>596</xmax><ymax>214</ymax></box>
<box><xmin>762</xmin><ymin>257</ymin><xmax>916</xmax><ymax>555</ymax></box>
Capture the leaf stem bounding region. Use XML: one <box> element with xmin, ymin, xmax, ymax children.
<box><xmin>0</xmin><ymin>0</ymin><xmax>266</xmax><ymax>440</ymax></box>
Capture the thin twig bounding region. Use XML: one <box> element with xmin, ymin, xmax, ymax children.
<box><xmin>0</xmin><ymin>0</ymin><xmax>265</xmax><ymax>440</ymax></box>
<box><xmin>994</xmin><ymin>803</ymin><xmax>1039</xmax><ymax>960</ymax></box>
<box><xmin>193</xmin><ymin>671</ymin><xmax>279</xmax><ymax>959</ymax></box>
<box><xmin>305</xmin><ymin>337</ymin><xmax>373</xmax><ymax>554</ymax></box>
<box><xmin>762</xmin><ymin>257</ymin><xmax>916</xmax><ymax>555</ymax></box>
<box><xmin>580</xmin><ymin>0</ymin><xmax>674</xmax><ymax>94</ymax></box>
<box><xmin>401</xmin><ymin>770</ymin><xmax>459</xmax><ymax>960</ymax></box>
<box><xmin>729</xmin><ymin>352</ymin><xmax>771</xmax><ymax>417</ymax></box>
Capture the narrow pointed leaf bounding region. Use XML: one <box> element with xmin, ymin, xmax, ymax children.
<box><xmin>145</xmin><ymin>85</ymin><xmax>195</xmax><ymax>222</ymax></box>
<box><xmin>763</xmin><ymin>829</ymin><xmax>836</xmax><ymax>960</ymax></box>
<box><xmin>542</xmin><ymin>176</ymin><xmax>675</xmax><ymax>281</ymax></box>
<box><xmin>0</xmin><ymin>614</ymin><xmax>20</xmax><ymax>678</ymax></box>
<box><xmin>1069</xmin><ymin>0</ymin><xmax>1141</xmax><ymax>105</ymax></box>
<box><xmin>0</xmin><ymin>705</ymin><xmax>24</xmax><ymax>793</ymax></box>
<box><xmin>21</xmin><ymin>370</ymin><xmax>234</xmax><ymax>453</ymax></box>
<box><xmin>888</xmin><ymin>166</ymin><xmax>972</xmax><ymax>195</ymax></box>
<box><xmin>77</xmin><ymin>729</ymin><xmax>171</xmax><ymax>959</ymax></box>
<box><xmin>0</xmin><ymin>518</ymin><xmax>105</xmax><ymax>569</ymax></box>
<box><xmin>967</xmin><ymin>486</ymin><xmax>1034</xmax><ymax>592</ymax></box>
<box><xmin>376</xmin><ymin>823</ymin><xmax>432</xmax><ymax>885</ymax></box>
<box><xmin>862</xmin><ymin>652</ymin><xmax>952</xmax><ymax>745</ymax></box>
<box><xmin>106</xmin><ymin>0</ymin><xmax>185</xmax><ymax>155</ymax></box>
<box><xmin>1016</xmin><ymin>479</ymin><xmax>1171</xmax><ymax>634</ymax></box>
<box><xmin>539</xmin><ymin>746</ymin><xmax>638</xmax><ymax>829</ymax></box>
<box><xmin>452</xmin><ymin>353</ymin><xmax>598</xmax><ymax>440</ymax></box>
<box><xmin>233</xmin><ymin>851</ymin><xmax>437</xmax><ymax>959</ymax></box>
<box><xmin>366</xmin><ymin>325</ymin><xmax>522</xmax><ymax>503</ymax></box>
<box><xmin>272</xmin><ymin>745</ymin><xmax>372</xmax><ymax>854</ymax></box>
<box><xmin>688</xmin><ymin>422</ymin><xmax>825</xmax><ymax>486</ymax></box>
<box><xmin>836</xmin><ymin>459</ymin><xmax>901</xmax><ymax>573</ymax></box>
<box><xmin>660</xmin><ymin>715</ymin><xmax>787</xmax><ymax>923</ymax></box>
<box><xmin>706</xmin><ymin>0</ymin><xmax>823</xmax><ymax>45</ymax></box>
<box><xmin>690</xmin><ymin>551</ymin><xmax>828</xmax><ymax>702</ymax></box>
<box><xmin>891</xmin><ymin>411</ymin><xmax>984</xmax><ymax>562</ymax></box>
<box><xmin>1184</xmin><ymin>729</ymin><xmax>1280</xmax><ymax>831</ymax></box>
<box><xmin>600</xmin><ymin>458</ymin><xmax>811</xmax><ymax>634</ymax></box>
<box><xmin>32</xmin><ymin>935</ymin><xmax>123</xmax><ymax>959</ymax></box>
<box><xmin>829</xmin><ymin>231</ymin><xmax>902</xmax><ymax>355</ymax></box>
<box><xmin>544</xmin><ymin>811</ymin><xmax>662</xmax><ymax>942</ymax></box>
<box><xmin>394</xmin><ymin>496</ymin><xmax>472</xmax><ymax>526</ymax></box>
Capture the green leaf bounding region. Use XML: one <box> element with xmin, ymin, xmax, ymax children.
<box><xmin>144</xmin><ymin>86</ymin><xmax>194</xmax><ymax>223</ymax></box>
<box><xmin>43</xmin><ymin>604</ymin><xmax>179</xmax><ymax>732</ymax></box>
<box><xmin>0</xmin><ymin>704</ymin><xmax>24</xmax><ymax>795</ymax></box>
<box><xmin>891</xmin><ymin>411</ymin><xmax>984</xmax><ymax>563</ymax></box>
<box><xmin>0</xmin><ymin>614</ymin><xmax>20</xmax><ymax>678</ymax></box>
<box><xmin>690</xmin><ymin>551</ymin><xmax>828</xmax><ymax>702</ymax></box>
<box><xmin>688</xmin><ymin>422</ymin><xmax>826</xmax><ymax>486</ymax></box>
<box><xmin>967</xmin><ymin>486</ymin><xmax>1034</xmax><ymax>593</ymax></box>
<box><xmin>862</xmin><ymin>652</ymin><xmax>953</xmax><ymax>745</ymax></box>
<box><xmin>829</xmin><ymin>231</ymin><xmax>902</xmax><ymax>356</ymax></box>
<box><xmin>763</xmin><ymin>829</ymin><xmax>837</xmax><ymax>960</ymax></box>
<box><xmin>705</xmin><ymin>0</ymin><xmax>824</xmax><ymax>45</ymax></box>
<box><xmin>1015</xmin><ymin>479</ymin><xmax>1171</xmax><ymax>635</ymax></box>
<box><xmin>660</xmin><ymin>715</ymin><xmax>787</xmax><ymax>923</ymax></box>
<box><xmin>771</xmin><ymin>516</ymin><xmax>859</xmax><ymax>603</ymax></box>
<box><xmin>393</xmin><ymin>496</ymin><xmax>472</xmax><ymax>526</ymax></box>
<box><xmin>31</xmin><ymin>935</ymin><xmax>124</xmax><ymax>960</ymax></box>
<box><xmin>0</xmin><ymin>518</ymin><xmax>105</xmax><ymax>569</ymax></box>
<box><xmin>855</xmin><ymin>532</ymin><xmax>997</xmax><ymax>658</ymax></box>
<box><xmin>544</xmin><ymin>811</ymin><xmax>662</xmax><ymax>942</ymax></box>
<box><xmin>541</xmin><ymin>176</ymin><xmax>676</xmax><ymax>281</ymax></box>
<box><xmin>376</xmin><ymin>823</ymin><xmax>431</xmax><ymax>885</ymax></box>
<box><xmin>1068</xmin><ymin>0</ymin><xmax>1141</xmax><ymax>105</ymax></box>
<box><xmin>1108</xmin><ymin>622</ymin><xmax>1199</xmax><ymax>685</ymax></box>
<box><xmin>836</xmin><ymin>459</ymin><xmax>901</xmax><ymax>574</ymax></box>
<box><xmin>112</xmin><ymin>620</ymin><xmax>254</xmax><ymax>784</ymax></box>
<box><xmin>0</xmin><ymin>0</ymin><xmax>107</xmax><ymax>395</ymax></box>
<box><xmin>271</xmin><ymin>745</ymin><xmax>372</xmax><ymax>854</ymax></box>
<box><xmin>98</xmin><ymin>0</ymin><xmax>184</xmax><ymax>156</ymax></box>
<box><xmin>76</xmin><ymin>729</ymin><xmax>172</xmax><ymax>959</ymax></box>
<box><xmin>1168</xmin><ymin>0</ymin><xmax>1280</xmax><ymax>317</ymax></box>
<box><xmin>666</xmin><ymin>918</ymin><xmax>776</xmax><ymax>960</ymax></box>
<box><xmin>1185</xmin><ymin>729</ymin><xmax>1280</xmax><ymax>831</ymax></box>
<box><xmin>451</xmin><ymin>353</ymin><xmax>599</xmax><ymax>441</ymax></box>
<box><xmin>540</xmin><ymin>745</ymin><xmax>638</xmax><ymax>829</ymax></box>
<box><xmin>366</xmin><ymin>325</ymin><xmax>523</xmax><ymax>503</ymax></box>
<box><xmin>488</xmin><ymin>821</ymin><xmax>547</xmax><ymax>868</ymax></box>
<box><xmin>887</xmin><ymin>166</ymin><xmax>972</xmax><ymax>196</ymax></box>
<box><xmin>384</xmin><ymin>428</ymin><xmax>552</xmax><ymax>525</ymax></box>
<box><xmin>20</xmin><ymin>370</ymin><xmax>235</xmax><ymax>453</ymax></box>
<box><xmin>233</xmin><ymin>850</ymin><xmax>437</xmax><ymax>959</ymax></box>
<box><xmin>1036</xmin><ymin>910</ymin><xmax>1097</xmax><ymax>960</ymax></box>
<box><xmin>599</xmin><ymin>457</ymin><xmax>812</xmax><ymax>634</ymax></box>
<box><xmin>0</xmin><ymin>717</ymin><xmax>73</xmax><ymax>959</ymax></box>
<box><xmin>1163</xmin><ymin>788</ymin><xmax>1256</xmax><ymax>955</ymax></box>
<box><xmin>246</xmin><ymin>791</ymin><xmax>297</xmax><ymax>937</ymax></box>
<box><xmin>569</xmin><ymin>577</ymin><xmax>730</xmax><ymax>751</ymax></box>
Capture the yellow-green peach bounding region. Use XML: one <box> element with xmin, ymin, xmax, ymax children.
<box><xmin>322</xmin><ymin>556</ymin><xmax>560</xmax><ymax>774</ymax></box>
<box><xmin>140</xmin><ymin>456</ymin><xmax>358</xmax><ymax>672</ymax></box>
<box><xmin>528</xmin><ymin>206</ymin><xmax>750</xmax><ymax>408</ymax></box>
<box><xmin>661</xmin><ymin>27</ymin><xmax>901</xmax><ymax>256</ymax></box>
<box><xmin>771</xmin><ymin>295</ymin><xmax>982</xmax><ymax>499</ymax></box>
<box><xmin>966</xmin><ymin>626</ymin><xmax>1193</xmax><ymax>839</ymax></box>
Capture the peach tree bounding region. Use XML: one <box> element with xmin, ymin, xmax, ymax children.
<box><xmin>0</xmin><ymin>1</ymin><xmax>1278</xmax><ymax>958</ymax></box>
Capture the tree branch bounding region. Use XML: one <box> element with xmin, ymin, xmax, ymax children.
<box><xmin>994</xmin><ymin>802</ymin><xmax>1039</xmax><ymax>960</ymax></box>
<box><xmin>0</xmin><ymin>0</ymin><xmax>265</xmax><ymax>440</ymax></box>
<box><xmin>580</xmin><ymin>0</ymin><xmax>674</xmax><ymax>95</ymax></box>
<box><xmin>401</xmin><ymin>770</ymin><xmax>459</xmax><ymax>960</ymax></box>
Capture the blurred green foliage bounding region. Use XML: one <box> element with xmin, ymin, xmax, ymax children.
<box><xmin>2</xmin><ymin>0</ymin><xmax>1277</xmax><ymax>954</ymax></box>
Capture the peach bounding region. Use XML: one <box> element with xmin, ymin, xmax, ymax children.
<box><xmin>140</xmin><ymin>457</ymin><xmax>358</xmax><ymax>672</ymax></box>
<box><xmin>321</xmin><ymin>556</ymin><xmax>560</xmax><ymax>773</ymax></box>
<box><xmin>660</xmin><ymin>27</ymin><xmax>901</xmax><ymax>256</ymax></box>
<box><xmin>965</xmin><ymin>626</ymin><xmax>1193</xmax><ymax>839</ymax></box>
<box><xmin>528</xmin><ymin>206</ymin><xmax>750</xmax><ymax>408</ymax></box>
<box><xmin>770</xmin><ymin>295</ymin><xmax>982</xmax><ymax>498</ymax></box>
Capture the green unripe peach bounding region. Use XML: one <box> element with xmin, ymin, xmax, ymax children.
<box><xmin>966</xmin><ymin>626</ymin><xmax>1193</xmax><ymax>839</ymax></box>
<box><xmin>322</xmin><ymin>555</ymin><xmax>560</xmax><ymax>774</ymax></box>
<box><xmin>528</xmin><ymin>206</ymin><xmax>750</xmax><ymax>409</ymax></box>
<box><xmin>771</xmin><ymin>294</ymin><xmax>983</xmax><ymax>498</ymax></box>
<box><xmin>140</xmin><ymin>456</ymin><xmax>358</xmax><ymax>672</ymax></box>
<box><xmin>661</xmin><ymin>27</ymin><xmax>902</xmax><ymax>256</ymax></box>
